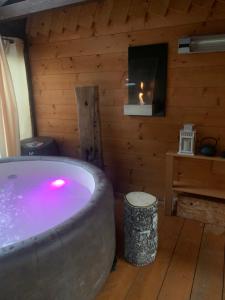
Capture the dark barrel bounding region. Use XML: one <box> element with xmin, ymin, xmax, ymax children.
<box><xmin>21</xmin><ymin>137</ymin><xmax>59</xmax><ymax>156</ymax></box>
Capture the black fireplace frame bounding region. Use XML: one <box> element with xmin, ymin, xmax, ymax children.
<box><xmin>128</xmin><ymin>43</ymin><xmax>168</xmax><ymax>116</ymax></box>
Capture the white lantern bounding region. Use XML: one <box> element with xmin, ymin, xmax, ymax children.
<box><xmin>178</xmin><ymin>124</ymin><xmax>196</xmax><ymax>155</ymax></box>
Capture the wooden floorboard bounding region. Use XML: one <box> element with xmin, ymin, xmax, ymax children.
<box><xmin>96</xmin><ymin>259</ymin><xmax>140</xmax><ymax>300</ymax></box>
<box><xmin>124</xmin><ymin>216</ymin><xmax>184</xmax><ymax>300</ymax></box>
<box><xmin>96</xmin><ymin>199</ymin><xmax>225</xmax><ymax>300</ymax></box>
<box><xmin>157</xmin><ymin>219</ymin><xmax>203</xmax><ymax>300</ymax></box>
<box><xmin>191</xmin><ymin>224</ymin><xmax>225</xmax><ymax>300</ymax></box>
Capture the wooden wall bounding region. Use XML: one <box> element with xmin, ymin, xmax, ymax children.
<box><xmin>27</xmin><ymin>0</ymin><xmax>225</xmax><ymax>200</ymax></box>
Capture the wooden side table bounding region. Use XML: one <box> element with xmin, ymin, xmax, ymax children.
<box><xmin>165</xmin><ymin>152</ymin><xmax>225</xmax><ymax>216</ymax></box>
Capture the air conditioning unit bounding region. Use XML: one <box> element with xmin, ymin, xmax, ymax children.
<box><xmin>178</xmin><ymin>34</ymin><xmax>225</xmax><ymax>54</ymax></box>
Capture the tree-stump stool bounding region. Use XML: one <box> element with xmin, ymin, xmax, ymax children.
<box><xmin>124</xmin><ymin>192</ymin><xmax>158</xmax><ymax>266</ymax></box>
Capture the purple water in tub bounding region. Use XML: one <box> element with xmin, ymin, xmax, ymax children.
<box><xmin>0</xmin><ymin>161</ymin><xmax>94</xmax><ymax>248</ymax></box>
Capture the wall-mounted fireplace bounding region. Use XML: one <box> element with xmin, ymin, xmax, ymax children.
<box><xmin>124</xmin><ymin>43</ymin><xmax>168</xmax><ymax>116</ymax></box>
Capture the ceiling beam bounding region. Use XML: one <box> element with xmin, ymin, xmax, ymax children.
<box><xmin>0</xmin><ymin>0</ymin><xmax>8</xmax><ymax>6</ymax></box>
<box><xmin>0</xmin><ymin>0</ymin><xmax>91</xmax><ymax>22</ymax></box>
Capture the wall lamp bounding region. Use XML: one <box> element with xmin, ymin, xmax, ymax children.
<box><xmin>178</xmin><ymin>34</ymin><xmax>225</xmax><ymax>54</ymax></box>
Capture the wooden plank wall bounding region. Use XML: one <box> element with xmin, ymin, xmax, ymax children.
<box><xmin>27</xmin><ymin>0</ymin><xmax>225</xmax><ymax>200</ymax></box>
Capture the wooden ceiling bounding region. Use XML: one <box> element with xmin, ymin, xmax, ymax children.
<box><xmin>27</xmin><ymin>0</ymin><xmax>225</xmax><ymax>42</ymax></box>
<box><xmin>0</xmin><ymin>0</ymin><xmax>91</xmax><ymax>22</ymax></box>
<box><xmin>140</xmin><ymin>0</ymin><xmax>221</xmax><ymax>17</ymax></box>
<box><xmin>2</xmin><ymin>0</ymin><xmax>225</xmax><ymax>25</ymax></box>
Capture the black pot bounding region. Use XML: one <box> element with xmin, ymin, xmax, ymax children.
<box><xmin>199</xmin><ymin>137</ymin><xmax>217</xmax><ymax>157</ymax></box>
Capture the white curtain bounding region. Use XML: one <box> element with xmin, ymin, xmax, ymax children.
<box><xmin>5</xmin><ymin>38</ymin><xmax>32</xmax><ymax>141</ymax></box>
<box><xmin>0</xmin><ymin>37</ymin><xmax>20</xmax><ymax>157</ymax></box>
<box><xmin>0</xmin><ymin>36</ymin><xmax>32</xmax><ymax>158</ymax></box>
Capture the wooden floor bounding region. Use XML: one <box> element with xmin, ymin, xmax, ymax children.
<box><xmin>97</xmin><ymin>199</ymin><xmax>225</xmax><ymax>300</ymax></box>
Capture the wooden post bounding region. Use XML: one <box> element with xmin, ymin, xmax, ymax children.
<box><xmin>165</xmin><ymin>153</ymin><xmax>174</xmax><ymax>216</ymax></box>
<box><xmin>75</xmin><ymin>86</ymin><xmax>103</xmax><ymax>169</ymax></box>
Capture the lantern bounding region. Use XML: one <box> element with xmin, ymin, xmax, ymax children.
<box><xmin>178</xmin><ymin>124</ymin><xmax>196</xmax><ymax>155</ymax></box>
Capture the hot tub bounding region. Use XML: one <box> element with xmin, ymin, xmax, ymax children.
<box><xmin>0</xmin><ymin>157</ymin><xmax>115</xmax><ymax>300</ymax></box>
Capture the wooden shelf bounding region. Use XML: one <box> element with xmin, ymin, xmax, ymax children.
<box><xmin>167</xmin><ymin>152</ymin><xmax>225</xmax><ymax>163</ymax></box>
<box><xmin>173</xmin><ymin>180</ymin><xmax>225</xmax><ymax>200</ymax></box>
<box><xmin>165</xmin><ymin>152</ymin><xmax>225</xmax><ymax>216</ymax></box>
<box><xmin>173</xmin><ymin>186</ymin><xmax>225</xmax><ymax>200</ymax></box>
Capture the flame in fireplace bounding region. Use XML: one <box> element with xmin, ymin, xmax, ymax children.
<box><xmin>139</xmin><ymin>92</ymin><xmax>144</xmax><ymax>105</ymax></box>
<box><xmin>139</xmin><ymin>81</ymin><xmax>145</xmax><ymax>105</ymax></box>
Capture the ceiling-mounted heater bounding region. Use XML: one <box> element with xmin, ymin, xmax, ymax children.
<box><xmin>178</xmin><ymin>34</ymin><xmax>225</xmax><ymax>54</ymax></box>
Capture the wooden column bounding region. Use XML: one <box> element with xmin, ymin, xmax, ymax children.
<box><xmin>75</xmin><ymin>86</ymin><xmax>103</xmax><ymax>169</ymax></box>
<box><xmin>165</xmin><ymin>154</ymin><xmax>174</xmax><ymax>216</ymax></box>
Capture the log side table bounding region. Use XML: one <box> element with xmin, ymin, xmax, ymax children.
<box><xmin>124</xmin><ymin>192</ymin><xmax>158</xmax><ymax>266</ymax></box>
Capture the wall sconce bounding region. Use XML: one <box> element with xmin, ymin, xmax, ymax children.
<box><xmin>178</xmin><ymin>34</ymin><xmax>225</xmax><ymax>54</ymax></box>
